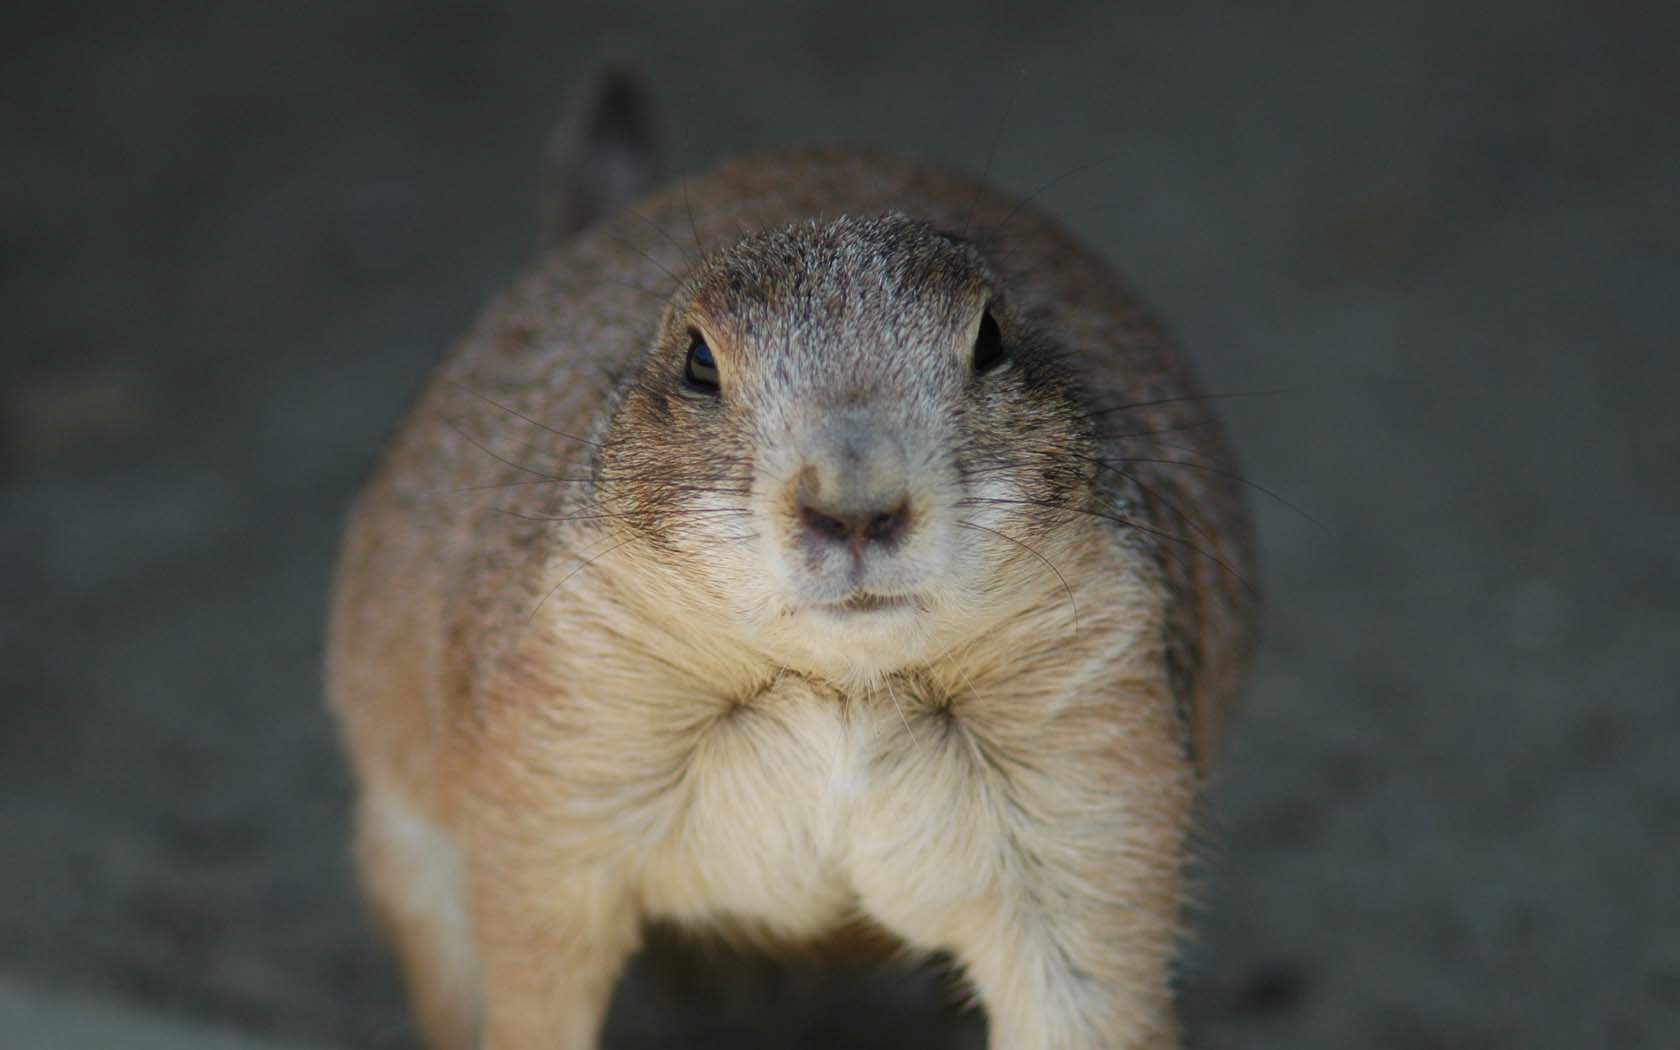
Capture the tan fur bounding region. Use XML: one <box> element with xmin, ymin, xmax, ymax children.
<box><xmin>328</xmin><ymin>142</ymin><xmax>1254</xmax><ymax>1050</ymax></box>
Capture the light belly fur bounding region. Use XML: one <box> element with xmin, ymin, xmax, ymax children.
<box><xmin>636</xmin><ymin>678</ymin><xmax>908</xmax><ymax>936</ymax></box>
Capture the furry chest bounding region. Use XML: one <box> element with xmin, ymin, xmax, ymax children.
<box><xmin>633</xmin><ymin>682</ymin><xmax>924</xmax><ymax>937</ymax></box>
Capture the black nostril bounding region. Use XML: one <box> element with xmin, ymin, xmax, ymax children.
<box><xmin>798</xmin><ymin>500</ymin><xmax>912</xmax><ymax>549</ymax></box>
<box><xmin>865</xmin><ymin>502</ymin><xmax>910</xmax><ymax>544</ymax></box>
<box><xmin>799</xmin><ymin>505</ymin><xmax>851</xmax><ymax>544</ymax></box>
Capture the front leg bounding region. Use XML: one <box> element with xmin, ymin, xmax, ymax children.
<box><xmin>466</xmin><ymin>856</ymin><xmax>640</xmax><ymax>1050</ymax></box>
<box><xmin>951</xmin><ymin>872</ymin><xmax>1183</xmax><ymax>1050</ymax></box>
<box><xmin>851</xmin><ymin>683</ymin><xmax>1196</xmax><ymax>1050</ymax></box>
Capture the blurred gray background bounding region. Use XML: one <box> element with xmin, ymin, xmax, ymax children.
<box><xmin>3</xmin><ymin>1</ymin><xmax>1676</xmax><ymax>1047</ymax></box>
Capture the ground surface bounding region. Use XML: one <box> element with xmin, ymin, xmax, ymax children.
<box><xmin>2</xmin><ymin>2</ymin><xmax>1677</xmax><ymax>1048</ymax></box>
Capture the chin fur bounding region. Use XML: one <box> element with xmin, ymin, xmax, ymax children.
<box><xmin>744</xmin><ymin>597</ymin><xmax>942</xmax><ymax>687</ymax></box>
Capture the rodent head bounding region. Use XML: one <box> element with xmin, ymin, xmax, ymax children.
<box><xmin>599</xmin><ymin>213</ymin><xmax>1097</xmax><ymax>685</ymax></box>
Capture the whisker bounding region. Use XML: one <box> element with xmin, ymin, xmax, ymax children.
<box><xmin>448</xmin><ymin>382</ymin><xmax>604</xmax><ymax>449</ymax></box>
<box><xmin>442</xmin><ymin>418</ymin><xmax>572</xmax><ymax>482</ymax></box>
<box><xmin>962</xmin><ymin>62</ymin><xmax>1027</xmax><ymax>239</ymax></box>
<box><xmin>1002</xmin><ymin>444</ymin><xmax>1327</xmax><ymax>536</ymax></box>
<box><xmin>622</xmin><ymin>204</ymin><xmax>697</xmax><ymax>268</ymax></box>
<box><xmin>941</xmin><ymin>650</ymin><xmax>988</xmax><ymax>711</ymax></box>
<box><xmin>597</xmin><ymin>485</ymin><xmax>754</xmax><ymax>502</ymax></box>
<box><xmin>955</xmin><ymin>519</ymin><xmax>1080</xmax><ymax>638</ymax></box>
<box><xmin>1107</xmin><ymin>438</ymin><xmax>1209</xmax><ymax>459</ymax></box>
<box><xmin>427</xmin><ymin>477</ymin><xmax>592</xmax><ymax>495</ymax></box>
<box><xmin>963</xmin><ymin>496</ymin><xmax>1257</xmax><ymax>596</ymax></box>
<box><xmin>492</xmin><ymin>506</ymin><xmax>750</xmax><ymax>526</ymax></box>
<box><xmin>524</xmin><ymin>536</ymin><xmax>640</xmax><ymax>626</ymax></box>
<box><xmin>1094</xmin><ymin>418</ymin><xmax>1221</xmax><ymax>441</ymax></box>
<box><xmin>1085</xmin><ymin>461</ymin><xmax>1223</xmax><ymax>550</ymax></box>
<box><xmin>600</xmin><ymin>228</ymin><xmax>686</xmax><ymax>288</ymax></box>
<box><xmin>994</xmin><ymin>148</ymin><xmax>1124</xmax><ymax>242</ymax></box>
<box><xmin>1092</xmin><ymin>454</ymin><xmax>1327</xmax><ymax>534</ymax></box>
<box><xmin>967</xmin><ymin>446</ymin><xmax>1219</xmax><ymax>547</ymax></box>
<box><xmin>438</xmin><ymin>469</ymin><xmax>752</xmax><ymax>496</ymax></box>
<box><xmin>599</xmin><ymin>277</ymin><xmax>678</xmax><ymax>304</ymax></box>
<box><xmin>681</xmin><ymin>177</ymin><xmax>706</xmax><ymax>260</ymax></box>
<box><xmin>882</xmin><ymin>676</ymin><xmax>918</xmax><ymax>747</ymax></box>
<box><xmin>1087</xmin><ymin>387</ymin><xmax>1296</xmax><ymax>419</ymax></box>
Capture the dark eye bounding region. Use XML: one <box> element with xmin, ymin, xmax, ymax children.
<box><xmin>684</xmin><ymin>330</ymin><xmax>720</xmax><ymax>391</ymax></box>
<box><xmin>972</xmin><ymin>309</ymin><xmax>1006</xmax><ymax>374</ymax></box>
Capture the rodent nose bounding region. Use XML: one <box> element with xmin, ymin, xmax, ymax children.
<box><xmin>798</xmin><ymin>498</ymin><xmax>913</xmax><ymax>551</ymax></box>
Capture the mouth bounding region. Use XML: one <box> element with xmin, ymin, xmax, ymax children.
<box><xmin>816</xmin><ymin>591</ymin><xmax>924</xmax><ymax>616</ymax></box>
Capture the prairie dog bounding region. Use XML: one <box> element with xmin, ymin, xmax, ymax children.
<box><xmin>327</xmin><ymin>71</ymin><xmax>1254</xmax><ymax>1050</ymax></box>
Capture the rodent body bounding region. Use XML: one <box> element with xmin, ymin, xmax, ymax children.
<box><xmin>328</xmin><ymin>81</ymin><xmax>1254</xmax><ymax>1050</ymax></box>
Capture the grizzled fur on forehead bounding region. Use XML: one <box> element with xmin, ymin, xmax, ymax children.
<box><xmin>672</xmin><ymin>213</ymin><xmax>992</xmax><ymax>390</ymax></box>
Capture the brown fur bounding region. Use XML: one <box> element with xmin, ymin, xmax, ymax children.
<box><xmin>328</xmin><ymin>97</ymin><xmax>1254</xmax><ymax>1050</ymax></box>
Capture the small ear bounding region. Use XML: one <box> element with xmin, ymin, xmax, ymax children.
<box><xmin>539</xmin><ymin>64</ymin><xmax>661</xmax><ymax>251</ymax></box>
